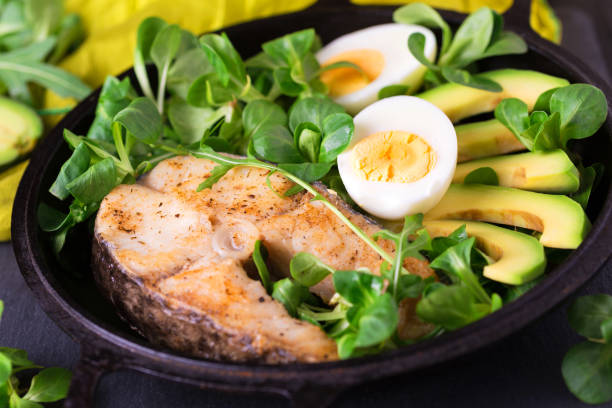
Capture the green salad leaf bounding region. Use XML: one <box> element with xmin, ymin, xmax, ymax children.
<box><xmin>395</xmin><ymin>3</ymin><xmax>526</xmax><ymax>91</ymax></box>
<box><xmin>495</xmin><ymin>84</ymin><xmax>608</xmax><ymax>153</ymax></box>
<box><xmin>0</xmin><ymin>298</ymin><xmax>72</xmax><ymax>407</ymax></box>
<box><xmin>562</xmin><ymin>342</ymin><xmax>612</xmax><ymax>405</ymax></box>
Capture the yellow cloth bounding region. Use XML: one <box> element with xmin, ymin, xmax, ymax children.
<box><xmin>0</xmin><ymin>0</ymin><xmax>561</xmax><ymax>241</ymax></box>
<box><xmin>0</xmin><ymin>161</ymin><xmax>28</xmax><ymax>241</ymax></box>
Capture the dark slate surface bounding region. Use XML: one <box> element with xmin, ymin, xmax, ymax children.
<box><xmin>1</xmin><ymin>0</ymin><xmax>611</xmax><ymax>406</ymax></box>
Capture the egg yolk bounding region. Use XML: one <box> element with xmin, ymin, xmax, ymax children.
<box><xmin>351</xmin><ymin>130</ymin><xmax>436</xmax><ymax>183</ymax></box>
<box><xmin>319</xmin><ymin>49</ymin><xmax>385</xmax><ymax>97</ymax></box>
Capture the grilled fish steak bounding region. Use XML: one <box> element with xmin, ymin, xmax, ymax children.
<box><xmin>93</xmin><ymin>155</ymin><xmax>432</xmax><ymax>363</ymax></box>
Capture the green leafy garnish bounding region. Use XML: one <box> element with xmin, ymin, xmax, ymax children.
<box><xmin>0</xmin><ymin>299</ymin><xmax>72</xmax><ymax>407</ymax></box>
<box><xmin>0</xmin><ymin>0</ymin><xmax>89</xmax><ymax>105</ymax></box>
<box><xmin>417</xmin><ymin>235</ymin><xmax>501</xmax><ymax>330</ymax></box>
<box><xmin>562</xmin><ymin>294</ymin><xmax>612</xmax><ymax>404</ymax></box>
<box><xmin>495</xmin><ymin>84</ymin><xmax>608</xmax><ymax>152</ymax></box>
<box><xmin>394</xmin><ymin>3</ymin><xmax>526</xmax><ymax>91</ymax></box>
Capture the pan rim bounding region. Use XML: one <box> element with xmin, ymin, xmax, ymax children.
<box><xmin>11</xmin><ymin>4</ymin><xmax>612</xmax><ymax>389</ymax></box>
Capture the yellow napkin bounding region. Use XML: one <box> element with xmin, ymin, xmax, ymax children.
<box><xmin>0</xmin><ymin>0</ymin><xmax>561</xmax><ymax>241</ymax></box>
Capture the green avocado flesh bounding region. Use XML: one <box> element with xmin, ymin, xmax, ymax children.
<box><xmin>417</xmin><ymin>69</ymin><xmax>569</xmax><ymax>123</ymax></box>
<box><xmin>454</xmin><ymin>150</ymin><xmax>580</xmax><ymax>193</ymax></box>
<box><xmin>424</xmin><ymin>184</ymin><xmax>590</xmax><ymax>249</ymax></box>
<box><xmin>456</xmin><ymin>119</ymin><xmax>526</xmax><ymax>162</ymax></box>
<box><xmin>423</xmin><ymin>220</ymin><xmax>546</xmax><ymax>285</ymax></box>
<box><xmin>0</xmin><ymin>97</ymin><xmax>43</xmax><ymax>167</ymax></box>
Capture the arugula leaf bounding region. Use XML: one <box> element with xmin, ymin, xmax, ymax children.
<box><xmin>252</xmin><ymin>240</ymin><xmax>272</xmax><ymax>294</ymax></box>
<box><xmin>286</xmin><ymin>96</ymin><xmax>353</xmax><ymax>166</ymax></box>
<box><xmin>416</xmin><ymin>284</ymin><xmax>486</xmax><ymax>330</ymax></box>
<box><xmin>407</xmin><ymin>33</ymin><xmax>437</xmax><ymax>71</ymax></box>
<box><xmin>479</xmin><ymin>31</ymin><xmax>527</xmax><ymax>59</ymax></box>
<box><xmin>333</xmin><ymin>271</ymin><xmax>399</xmax><ymax>355</ymax></box>
<box><xmin>150</xmin><ymin>23</ymin><xmax>182</xmax><ymax>112</ymax></box>
<box><xmin>549</xmin><ymin>84</ymin><xmax>608</xmax><ymax>145</ymax></box>
<box><xmin>22</xmin><ymin>367</ymin><xmax>71</xmax><ymax>403</ymax></box>
<box><xmin>429</xmin><ymin>237</ymin><xmax>492</xmax><ymax>304</ymax></box>
<box><xmin>532</xmin><ymin>111</ymin><xmax>561</xmax><ymax>151</ymax></box>
<box><xmin>262</xmin><ymin>29</ymin><xmax>314</xmax><ymax>66</ymax></box>
<box><xmin>494</xmin><ymin>97</ymin><xmax>532</xmax><ymax>149</ymax></box>
<box><xmin>87</xmin><ymin>76</ymin><xmax>137</xmax><ymax>143</ymax></box>
<box><xmin>288</xmin><ymin>96</ymin><xmax>344</xmax><ymax>132</ymax></box>
<box><xmin>65</xmin><ymin>158</ymin><xmax>116</xmax><ymax>204</ymax></box>
<box><xmin>0</xmin><ymin>352</ymin><xmax>10</xmax><ymax>387</ymax></box>
<box><xmin>533</xmin><ymin>87</ymin><xmax>559</xmax><ymax>112</ymax></box>
<box><xmin>0</xmin><ymin>348</ymin><xmax>34</xmax><ymax>368</ymax></box>
<box><xmin>259</xmin><ymin>29</ymin><xmax>324</xmax><ymax>98</ymax></box>
<box><xmin>49</xmin><ymin>142</ymin><xmax>90</xmax><ymax>200</ymax></box>
<box><xmin>567</xmin><ymin>294</ymin><xmax>612</xmax><ymax>341</ymax></box>
<box><xmin>196</xmin><ymin>163</ymin><xmax>234</xmax><ymax>191</ymax></box>
<box><xmin>398</xmin><ymin>5</ymin><xmax>525</xmax><ymax>91</ymax></box>
<box><xmin>277</xmin><ymin>162</ymin><xmax>333</xmax><ymax>183</ymax></box>
<box><xmin>439</xmin><ymin>7</ymin><xmax>496</xmax><ymax>67</ymax></box>
<box><xmin>427</xmin><ymin>224</ymin><xmax>468</xmax><ymax>260</ymax></box>
<box><xmin>295</xmin><ymin>122</ymin><xmax>320</xmax><ymax>162</ymax></box>
<box><xmin>496</xmin><ymin>84</ymin><xmax>608</xmax><ymax>154</ymax></box>
<box><xmin>353</xmin><ymin>293</ymin><xmax>398</xmax><ymax>348</ymax></box>
<box><xmin>167</xmin><ymin>47</ymin><xmax>213</xmax><ymax>100</ymax></box>
<box><xmin>319</xmin><ymin>112</ymin><xmax>354</xmax><ymax>163</ymax></box>
<box><xmin>290</xmin><ymin>252</ymin><xmax>333</xmax><ymax>287</ymax></box>
<box><xmin>440</xmin><ymin>67</ymin><xmax>502</xmax><ymax>92</ymax></box>
<box><xmin>242</xmin><ymin>99</ymin><xmax>287</xmax><ymax>140</ymax></box>
<box><xmin>272</xmin><ymin>278</ymin><xmax>312</xmax><ymax>317</ymax></box>
<box><xmin>133</xmin><ymin>17</ymin><xmax>167</xmax><ymax>100</ymax></box>
<box><xmin>167</xmin><ymin>97</ymin><xmax>225</xmax><ymax>144</ymax></box>
<box><xmin>377</xmin><ymin>84</ymin><xmax>409</xmax><ymax>100</ymax></box>
<box><xmin>200</xmin><ymin>33</ymin><xmax>246</xmax><ymax>88</ymax></box>
<box><xmin>0</xmin><ymin>58</ymin><xmax>90</xmax><ymax>98</ymax></box>
<box><xmin>113</xmin><ymin>97</ymin><xmax>162</xmax><ymax>144</ymax></box>
<box><xmin>252</xmin><ymin>124</ymin><xmax>302</xmax><ymax>163</ymax></box>
<box><xmin>393</xmin><ymin>3</ymin><xmax>451</xmax><ymax>55</ymax></box>
<box><xmin>464</xmin><ymin>167</ymin><xmax>499</xmax><ymax>186</ymax></box>
<box><xmin>562</xmin><ymin>342</ymin><xmax>612</xmax><ymax>404</ymax></box>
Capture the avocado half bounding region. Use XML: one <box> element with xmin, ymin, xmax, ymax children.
<box><xmin>417</xmin><ymin>69</ymin><xmax>569</xmax><ymax>123</ymax></box>
<box><xmin>423</xmin><ymin>220</ymin><xmax>546</xmax><ymax>285</ymax></box>
<box><xmin>0</xmin><ymin>97</ymin><xmax>43</xmax><ymax>167</ymax></box>
<box><xmin>454</xmin><ymin>150</ymin><xmax>580</xmax><ymax>193</ymax></box>
<box><xmin>425</xmin><ymin>184</ymin><xmax>590</xmax><ymax>249</ymax></box>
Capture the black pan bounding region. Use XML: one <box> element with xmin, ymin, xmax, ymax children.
<box><xmin>11</xmin><ymin>0</ymin><xmax>612</xmax><ymax>407</ymax></box>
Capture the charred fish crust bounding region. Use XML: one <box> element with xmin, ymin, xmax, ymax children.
<box><xmin>92</xmin><ymin>234</ymin><xmax>307</xmax><ymax>363</ymax></box>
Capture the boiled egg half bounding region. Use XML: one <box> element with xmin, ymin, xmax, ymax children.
<box><xmin>337</xmin><ymin>96</ymin><xmax>457</xmax><ymax>219</ymax></box>
<box><xmin>316</xmin><ymin>23</ymin><xmax>437</xmax><ymax>114</ymax></box>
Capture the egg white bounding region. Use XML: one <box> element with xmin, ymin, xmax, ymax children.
<box><xmin>316</xmin><ymin>23</ymin><xmax>437</xmax><ymax>115</ymax></box>
<box><xmin>337</xmin><ymin>96</ymin><xmax>457</xmax><ymax>219</ymax></box>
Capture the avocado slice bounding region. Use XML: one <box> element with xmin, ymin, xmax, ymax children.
<box><xmin>454</xmin><ymin>150</ymin><xmax>580</xmax><ymax>193</ymax></box>
<box><xmin>423</xmin><ymin>220</ymin><xmax>546</xmax><ymax>284</ymax></box>
<box><xmin>424</xmin><ymin>184</ymin><xmax>590</xmax><ymax>249</ymax></box>
<box><xmin>0</xmin><ymin>97</ymin><xmax>43</xmax><ymax>167</ymax></box>
<box><xmin>417</xmin><ymin>69</ymin><xmax>569</xmax><ymax>123</ymax></box>
<box><xmin>457</xmin><ymin>119</ymin><xmax>526</xmax><ymax>162</ymax></box>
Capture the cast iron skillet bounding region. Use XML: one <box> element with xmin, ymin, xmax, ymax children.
<box><xmin>11</xmin><ymin>0</ymin><xmax>612</xmax><ymax>407</ymax></box>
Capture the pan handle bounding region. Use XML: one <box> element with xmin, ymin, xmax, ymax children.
<box><xmin>64</xmin><ymin>345</ymin><xmax>117</xmax><ymax>408</ymax></box>
<box><xmin>503</xmin><ymin>0</ymin><xmax>535</xmax><ymax>34</ymax></box>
